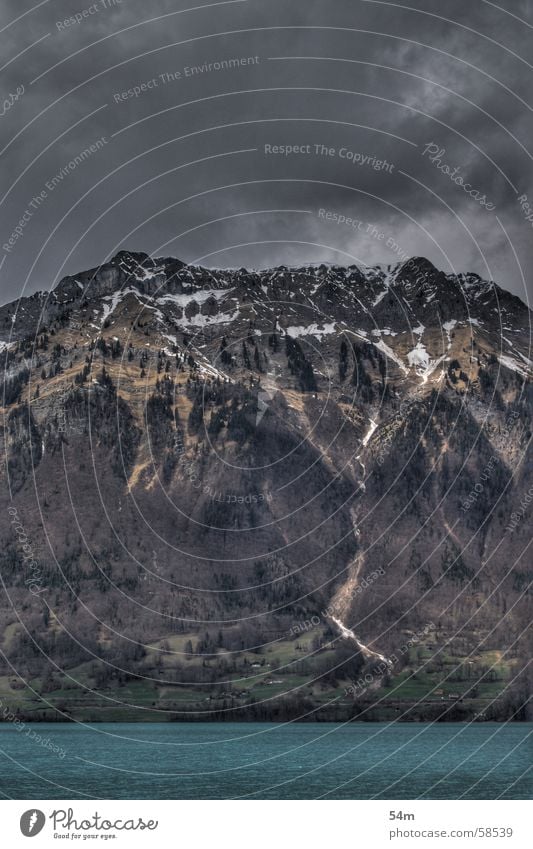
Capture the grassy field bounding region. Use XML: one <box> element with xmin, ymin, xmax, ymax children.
<box><xmin>0</xmin><ymin>623</ymin><xmax>520</xmax><ymax>722</ymax></box>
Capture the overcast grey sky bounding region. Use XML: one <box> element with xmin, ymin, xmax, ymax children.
<box><xmin>1</xmin><ymin>0</ymin><xmax>532</xmax><ymax>305</ymax></box>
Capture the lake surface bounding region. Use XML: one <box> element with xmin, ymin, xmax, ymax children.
<box><xmin>0</xmin><ymin>722</ymin><xmax>531</xmax><ymax>799</ymax></box>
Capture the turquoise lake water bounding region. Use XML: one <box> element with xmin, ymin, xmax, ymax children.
<box><xmin>0</xmin><ymin>722</ymin><xmax>531</xmax><ymax>799</ymax></box>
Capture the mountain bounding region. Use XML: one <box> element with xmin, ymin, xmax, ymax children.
<box><xmin>0</xmin><ymin>251</ymin><xmax>531</xmax><ymax>722</ymax></box>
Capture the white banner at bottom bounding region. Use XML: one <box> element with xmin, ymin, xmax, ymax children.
<box><xmin>2</xmin><ymin>799</ymin><xmax>530</xmax><ymax>848</ymax></box>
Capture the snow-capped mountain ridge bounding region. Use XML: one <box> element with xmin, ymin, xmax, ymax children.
<box><xmin>1</xmin><ymin>252</ymin><xmax>530</xmax><ymax>387</ymax></box>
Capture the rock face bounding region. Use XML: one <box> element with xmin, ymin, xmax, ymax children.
<box><xmin>0</xmin><ymin>252</ymin><xmax>531</xmax><ymax>721</ymax></box>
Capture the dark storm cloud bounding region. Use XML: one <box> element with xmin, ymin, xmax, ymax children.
<box><xmin>0</xmin><ymin>0</ymin><xmax>532</xmax><ymax>305</ymax></box>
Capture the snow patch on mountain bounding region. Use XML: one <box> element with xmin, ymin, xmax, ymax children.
<box><xmin>157</xmin><ymin>289</ymin><xmax>230</xmax><ymax>308</ymax></box>
<box><xmin>183</xmin><ymin>308</ymin><xmax>240</xmax><ymax>328</ymax></box>
<box><xmin>408</xmin><ymin>342</ymin><xmax>447</xmax><ymax>384</ymax></box>
<box><xmin>374</xmin><ymin>339</ymin><xmax>408</xmax><ymax>374</ymax></box>
<box><xmin>286</xmin><ymin>322</ymin><xmax>336</xmax><ymax>340</ymax></box>
<box><xmin>99</xmin><ymin>288</ymin><xmax>139</xmax><ymax>326</ymax></box>
<box><xmin>408</xmin><ymin>342</ymin><xmax>430</xmax><ymax>371</ymax></box>
<box><xmin>362</xmin><ymin>418</ymin><xmax>378</xmax><ymax>446</ymax></box>
<box><xmin>498</xmin><ymin>354</ymin><xmax>530</xmax><ymax>377</ymax></box>
<box><xmin>442</xmin><ymin>319</ymin><xmax>457</xmax><ymax>348</ymax></box>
